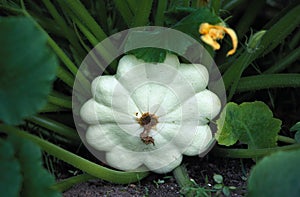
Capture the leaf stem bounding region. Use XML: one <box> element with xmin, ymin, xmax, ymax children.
<box><xmin>223</xmin><ymin>4</ymin><xmax>300</xmax><ymax>98</ymax></box>
<box><xmin>24</xmin><ymin>12</ymin><xmax>78</xmax><ymax>76</ymax></box>
<box><xmin>47</xmin><ymin>37</ymin><xmax>78</xmax><ymax>76</ymax></box>
<box><xmin>39</xmin><ymin>103</ymin><xmax>68</xmax><ymax>113</ymax></box>
<box><xmin>236</xmin><ymin>74</ymin><xmax>300</xmax><ymax>92</ymax></box>
<box><xmin>154</xmin><ymin>0</ymin><xmax>168</xmax><ymax>26</ymax></box>
<box><xmin>113</xmin><ymin>0</ymin><xmax>134</xmax><ymax>26</ymax></box>
<box><xmin>52</xmin><ymin>173</ymin><xmax>95</xmax><ymax>192</ymax></box>
<box><xmin>264</xmin><ymin>46</ymin><xmax>300</xmax><ymax>74</ymax></box>
<box><xmin>48</xmin><ymin>93</ymin><xmax>72</xmax><ymax>109</ymax></box>
<box><xmin>277</xmin><ymin>135</ymin><xmax>296</xmax><ymax>144</ymax></box>
<box><xmin>0</xmin><ymin>124</ymin><xmax>149</xmax><ymax>184</ymax></box>
<box><xmin>58</xmin><ymin>0</ymin><xmax>107</xmax><ymax>42</ymax></box>
<box><xmin>235</xmin><ymin>0</ymin><xmax>265</xmax><ymax>37</ymax></box>
<box><xmin>26</xmin><ymin>115</ymin><xmax>80</xmax><ymax>142</ymax></box>
<box><xmin>173</xmin><ymin>165</ymin><xmax>196</xmax><ymax>197</ymax></box>
<box><xmin>131</xmin><ymin>0</ymin><xmax>153</xmax><ymax>27</ymax></box>
<box><xmin>212</xmin><ymin>143</ymin><xmax>300</xmax><ymax>158</ymax></box>
<box><xmin>56</xmin><ymin>67</ymin><xmax>74</xmax><ymax>87</ymax></box>
<box><xmin>41</xmin><ymin>0</ymin><xmax>86</xmax><ymax>59</ymax></box>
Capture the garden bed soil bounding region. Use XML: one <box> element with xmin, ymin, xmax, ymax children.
<box><xmin>63</xmin><ymin>155</ymin><xmax>253</xmax><ymax>197</ymax></box>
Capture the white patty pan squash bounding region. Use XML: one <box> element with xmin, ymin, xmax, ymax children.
<box><xmin>80</xmin><ymin>54</ymin><xmax>221</xmax><ymax>173</ymax></box>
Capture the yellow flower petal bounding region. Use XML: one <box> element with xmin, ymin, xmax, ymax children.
<box><xmin>201</xmin><ymin>34</ymin><xmax>220</xmax><ymax>50</ymax></box>
<box><xmin>222</xmin><ymin>27</ymin><xmax>238</xmax><ymax>56</ymax></box>
<box><xmin>199</xmin><ymin>23</ymin><xmax>238</xmax><ymax>56</ymax></box>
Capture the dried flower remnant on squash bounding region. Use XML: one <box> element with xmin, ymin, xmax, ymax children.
<box><xmin>199</xmin><ymin>23</ymin><xmax>238</xmax><ymax>56</ymax></box>
<box><xmin>137</xmin><ymin>112</ymin><xmax>158</xmax><ymax>145</ymax></box>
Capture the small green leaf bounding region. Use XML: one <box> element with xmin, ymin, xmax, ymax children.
<box><xmin>213</xmin><ymin>183</ymin><xmax>223</xmax><ymax>190</ymax></box>
<box><xmin>127</xmin><ymin>48</ymin><xmax>167</xmax><ymax>63</ymax></box>
<box><xmin>290</xmin><ymin>122</ymin><xmax>300</xmax><ymax>143</ymax></box>
<box><xmin>290</xmin><ymin>122</ymin><xmax>300</xmax><ymax>132</ymax></box>
<box><xmin>294</xmin><ymin>131</ymin><xmax>300</xmax><ymax>143</ymax></box>
<box><xmin>0</xmin><ymin>17</ymin><xmax>58</xmax><ymax>125</ymax></box>
<box><xmin>248</xmin><ymin>149</ymin><xmax>300</xmax><ymax>197</ymax></box>
<box><xmin>216</xmin><ymin>101</ymin><xmax>282</xmax><ymax>149</ymax></box>
<box><xmin>228</xmin><ymin>186</ymin><xmax>236</xmax><ymax>190</ymax></box>
<box><xmin>222</xmin><ymin>186</ymin><xmax>231</xmax><ymax>196</ymax></box>
<box><xmin>213</xmin><ymin>174</ymin><xmax>223</xmax><ymax>184</ymax></box>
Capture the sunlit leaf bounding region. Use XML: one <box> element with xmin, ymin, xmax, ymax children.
<box><xmin>216</xmin><ymin>101</ymin><xmax>282</xmax><ymax>149</ymax></box>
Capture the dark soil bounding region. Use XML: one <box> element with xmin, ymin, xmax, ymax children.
<box><xmin>62</xmin><ymin>155</ymin><xmax>253</xmax><ymax>197</ymax></box>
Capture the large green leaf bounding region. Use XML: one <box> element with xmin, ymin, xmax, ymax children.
<box><xmin>0</xmin><ymin>135</ymin><xmax>61</xmax><ymax>197</ymax></box>
<box><xmin>215</xmin><ymin>101</ymin><xmax>282</xmax><ymax>149</ymax></box>
<box><xmin>0</xmin><ymin>139</ymin><xmax>22</xmax><ymax>197</ymax></box>
<box><xmin>0</xmin><ymin>17</ymin><xmax>58</xmax><ymax>125</ymax></box>
<box><xmin>247</xmin><ymin>149</ymin><xmax>300</xmax><ymax>196</ymax></box>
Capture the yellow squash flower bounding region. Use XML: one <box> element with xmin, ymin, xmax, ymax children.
<box><xmin>199</xmin><ymin>23</ymin><xmax>238</xmax><ymax>56</ymax></box>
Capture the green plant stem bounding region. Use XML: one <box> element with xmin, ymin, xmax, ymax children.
<box><xmin>42</xmin><ymin>0</ymin><xmax>85</xmax><ymax>59</ymax></box>
<box><xmin>74</xmin><ymin>17</ymin><xmax>99</xmax><ymax>47</ymax></box>
<box><xmin>26</xmin><ymin>115</ymin><xmax>79</xmax><ymax>142</ymax></box>
<box><xmin>278</xmin><ymin>135</ymin><xmax>296</xmax><ymax>144</ymax></box>
<box><xmin>0</xmin><ymin>124</ymin><xmax>149</xmax><ymax>184</ymax></box>
<box><xmin>58</xmin><ymin>0</ymin><xmax>107</xmax><ymax>42</ymax></box>
<box><xmin>52</xmin><ymin>173</ymin><xmax>95</xmax><ymax>192</ymax></box>
<box><xmin>222</xmin><ymin>0</ymin><xmax>247</xmax><ymax>11</ymax></box>
<box><xmin>25</xmin><ymin>2</ymin><xmax>92</xmax><ymax>93</ymax></box>
<box><xmin>289</xmin><ymin>29</ymin><xmax>300</xmax><ymax>49</ymax></box>
<box><xmin>209</xmin><ymin>0</ymin><xmax>221</xmax><ymax>15</ymax></box>
<box><xmin>25</xmin><ymin>3</ymin><xmax>78</xmax><ymax>76</ymax></box>
<box><xmin>155</xmin><ymin>0</ymin><xmax>168</xmax><ymax>26</ymax></box>
<box><xmin>264</xmin><ymin>46</ymin><xmax>300</xmax><ymax>74</ymax></box>
<box><xmin>222</xmin><ymin>4</ymin><xmax>300</xmax><ymax>98</ymax></box>
<box><xmin>56</xmin><ymin>66</ymin><xmax>74</xmax><ymax>87</ymax></box>
<box><xmin>235</xmin><ymin>0</ymin><xmax>265</xmax><ymax>37</ymax></box>
<box><xmin>173</xmin><ymin>165</ymin><xmax>196</xmax><ymax>197</ymax></box>
<box><xmin>39</xmin><ymin>103</ymin><xmax>69</xmax><ymax>113</ymax></box>
<box><xmin>131</xmin><ymin>0</ymin><xmax>153</xmax><ymax>27</ymax></box>
<box><xmin>224</xmin><ymin>52</ymin><xmax>253</xmax><ymax>100</ymax></box>
<box><xmin>113</xmin><ymin>0</ymin><xmax>134</xmax><ymax>26</ymax></box>
<box><xmin>126</xmin><ymin>0</ymin><xmax>137</xmax><ymax>14</ymax></box>
<box><xmin>47</xmin><ymin>37</ymin><xmax>78</xmax><ymax>76</ymax></box>
<box><xmin>71</xmin><ymin>12</ymin><xmax>113</xmax><ymax>73</ymax></box>
<box><xmin>212</xmin><ymin>143</ymin><xmax>300</xmax><ymax>158</ymax></box>
<box><xmin>236</xmin><ymin>74</ymin><xmax>300</xmax><ymax>93</ymax></box>
<box><xmin>48</xmin><ymin>93</ymin><xmax>72</xmax><ymax>109</ymax></box>
<box><xmin>61</xmin><ymin>4</ymin><xmax>116</xmax><ymax>74</ymax></box>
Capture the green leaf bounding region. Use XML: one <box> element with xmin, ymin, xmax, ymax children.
<box><xmin>213</xmin><ymin>174</ymin><xmax>223</xmax><ymax>184</ymax></box>
<box><xmin>248</xmin><ymin>149</ymin><xmax>300</xmax><ymax>197</ymax></box>
<box><xmin>291</xmin><ymin>122</ymin><xmax>300</xmax><ymax>143</ymax></box>
<box><xmin>127</xmin><ymin>48</ymin><xmax>167</xmax><ymax>63</ymax></box>
<box><xmin>0</xmin><ymin>134</ymin><xmax>61</xmax><ymax>197</ymax></box>
<box><xmin>172</xmin><ymin>7</ymin><xmax>221</xmax><ymax>56</ymax></box>
<box><xmin>172</xmin><ymin>7</ymin><xmax>221</xmax><ymax>41</ymax></box>
<box><xmin>290</xmin><ymin>122</ymin><xmax>300</xmax><ymax>132</ymax></box>
<box><xmin>213</xmin><ymin>183</ymin><xmax>223</xmax><ymax>190</ymax></box>
<box><xmin>0</xmin><ymin>139</ymin><xmax>22</xmax><ymax>197</ymax></box>
<box><xmin>294</xmin><ymin>131</ymin><xmax>300</xmax><ymax>143</ymax></box>
<box><xmin>0</xmin><ymin>17</ymin><xmax>58</xmax><ymax>125</ymax></box>
<box><xmin>222</xmin><ymin>186</ymin><xmax>230</xmax><ymax>196</ymax></box>
<box><xmin>216</xmin><ymin>101</ymin><xmax>282</xmax><ymax>149</ymax></box>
